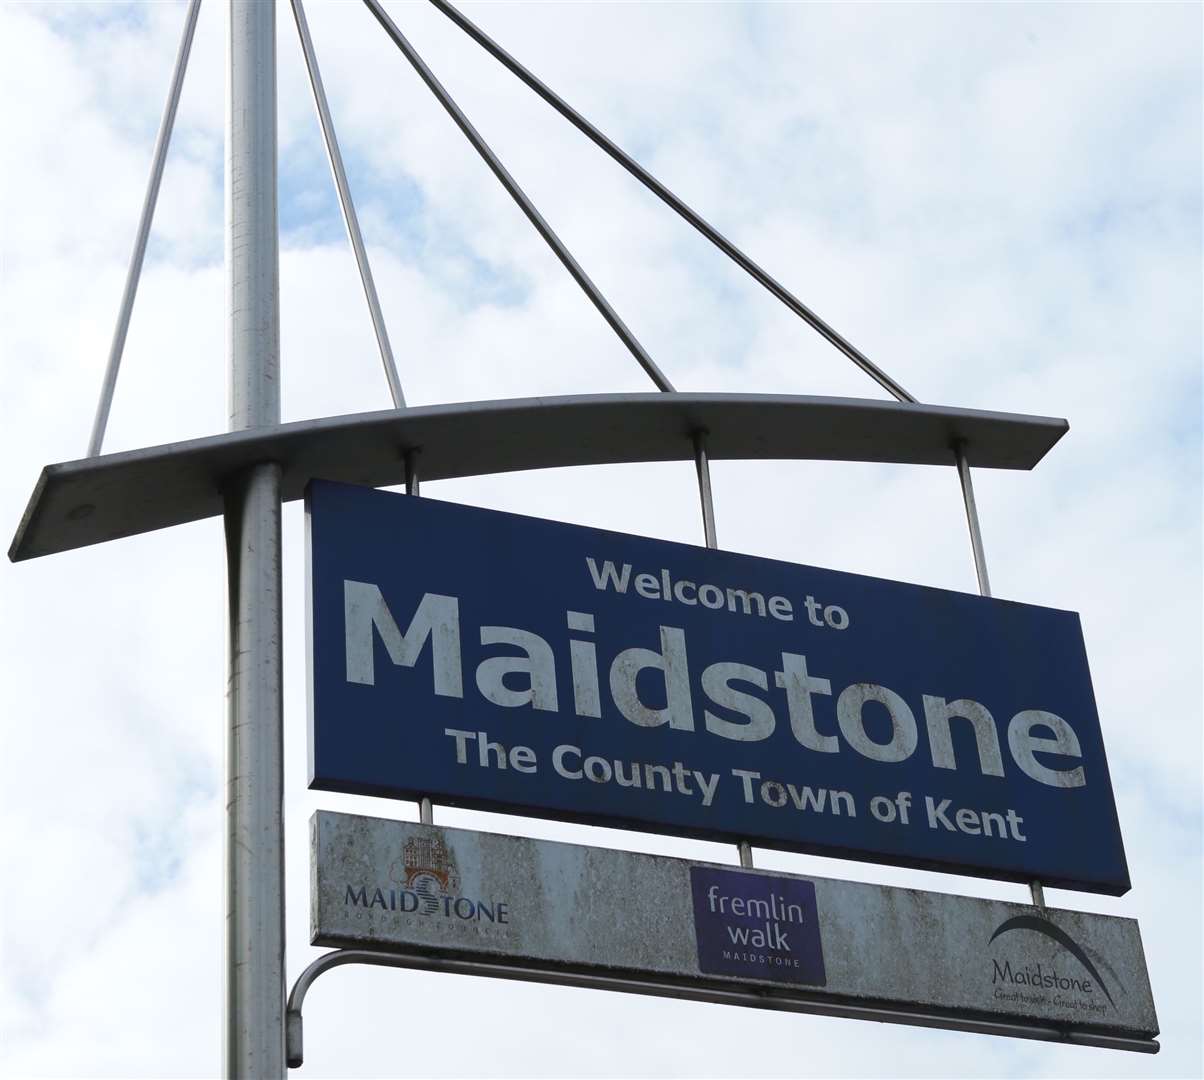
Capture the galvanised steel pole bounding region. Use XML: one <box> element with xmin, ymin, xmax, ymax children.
<box><xmin>225</xmin><ymin>1</ymin><xmax>285</xmax><ymax>1076</ymax></box>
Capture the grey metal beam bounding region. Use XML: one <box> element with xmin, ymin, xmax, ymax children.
<box><xmin>9</xmin><ymin>393</ymin><xmax>1067</xmax><ymax>562</ymax></box>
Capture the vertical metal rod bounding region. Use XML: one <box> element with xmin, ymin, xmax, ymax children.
<box><xmin>693</xmin><ymin>430</ymin><xmax>752</xmax><ymax>867</ymax></box>
<box><xmin>225</xmin><ymin>2</ymin><xmax>285</xmax><ymax>1077</ymax></box>
<box><xmin>954</xmin><ymin>441</ymin><xmax>991</xmax><ymax>598</ymax></box>
<box><xmin>361</xmin><ymin>0</ymin><xmax>676</xmax><ymax>395</ymax></box>
<box><xmin>404</xmin><ymin>448</ymin><xmax>432</xmax><ymax>824</ymax></box>
<box><xmin>692</xmin><ymin>430</ymin><xmax>718</xmax><ymax>550</ymax></box>
<box><xmin>404</xmin><ymin>448</ymin><xmax>421</xmax><ymax>497</ymax></box>
<box><xmin>87</xmin><ymin>0</ymin><xmax>202</xmax><ymax>457</ymax></box>
<box><xmin>289</xmin><ymin>0</ymin><xmax>406</xmax><ymax>408</ymax></box>
<box><xmin>955</xmin><ymin>442</ymin><xmax>1043</xmax><ymax>909</ymax></box>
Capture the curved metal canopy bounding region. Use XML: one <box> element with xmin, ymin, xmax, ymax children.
<box><xmin>9</xmin><ymin>392</ymin><xmax>1066</xmax><ymax>562</ymax></box>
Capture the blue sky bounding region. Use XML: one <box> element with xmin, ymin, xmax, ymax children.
<box><xmin>1</xmin><ymin>2</ymin><xmax>1200</xmax><ymax>1077</ymax></box>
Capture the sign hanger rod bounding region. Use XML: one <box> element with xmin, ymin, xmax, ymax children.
<box><xmin>403</xmin><ymin>447</ymin><xmax>436</xmax><ymax>827</ymax></box>
<box><xmin>427</xmin><ymin>0</ymin><xmax>917</xmax><ymax>406</ymax></box>
<box><xmin>955</xmin><ymin>441</ymin><xmax>992</xmax><ymax>598</ymax></box>
<box><xmin>87</xmin><ymin>0</ymin><xmax>202</xmax><ymax>457</ymax></box>
<box><xmin>692</xmin><ymin>429</ymin><xmax>756</xmax><ymax>870</ymax></box>
<box><xmin>955</xmin><ymin>440</ymin><xmax>1046</xmax><ymax>910</ymax></box>
<box><xmin>290</xmin><ymin>0</ymin><xmax>406</xmax><ymax>409</ymax></box>
<box><xmin>361</xmin><ymin>0</ymin><xmax>676</xmax><ymax>395</ymax></box>
<box><xmin>692</xmin><ymin>430</ymin><xmax>718</xmax><ymax>550</ymax></box>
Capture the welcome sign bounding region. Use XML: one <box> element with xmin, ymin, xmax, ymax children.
<box><xmin>306</xmin><ymin>480</ymin><xmax>1129</xmax><ymax>893</ymax></box>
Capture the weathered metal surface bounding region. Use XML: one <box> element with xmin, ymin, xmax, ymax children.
<box><xmin>311</xmin><ymin>812</ymin><xmax>1158</xmax><ymax>1045</ymax></box>
<box><xmin>308</xmin><ymin>482</ymin><xmax>1128</xmax><ymax>893</ymax></box>
<box><xmin>9</xmin><ymin>392</ymin><xmax>1067</xmax><ymax>562</ymax></box>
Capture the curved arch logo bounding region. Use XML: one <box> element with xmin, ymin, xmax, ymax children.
<box><xmin>988</xmin><ymin>914</ymin><xmax>1123</xmax><ymax>1017</ymax></box>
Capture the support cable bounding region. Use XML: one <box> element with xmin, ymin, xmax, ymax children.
<box><xmin>87</xmin><ymin>0</ymin><xmax>202</xmax><ymax>456</ymax></box>
<box><xmin>954</xmin><ymin>440</ymin><xmax>1044</xmax><ymax>911</ymax></box>
<box><xmin>290</xmin><ymin>0</ymin><xmax>407</xmax><ymax>408</ymax></box>
<box><xmin>427</xmin><ymin>0</ymin><xmax>916</xmax><ymax>404</ymax></box>
<box><xmin>362</xmin><ymin>0</ymin><xmax>675</xmax><ymax>394</ymax></box>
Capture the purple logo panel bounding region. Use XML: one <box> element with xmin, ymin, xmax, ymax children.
<box><xmin>689</xmin><ymin>867</ymin><xmax>825</xmax><ymax>986</ymax></box>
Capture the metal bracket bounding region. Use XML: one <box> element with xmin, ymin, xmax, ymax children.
<box><xmin>284</xmin><ymin>947</ymin><xmax>1157</xmax><ymax>1068</ymax></box>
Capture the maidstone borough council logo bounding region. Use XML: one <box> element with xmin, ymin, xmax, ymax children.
<box><xmin>987</xmin><ymin>914</ymin><xmax>1125</xmax><ymax>1018</ymax></box>
<box><xmin>391</xmin><ymin>835</ymin><xmax>462</xmax><ymax>913</ymax></box>
<box><xmin>343</xmin><ymin>831</ymin><xmax>511</xmax><ymax>928</ymax></box>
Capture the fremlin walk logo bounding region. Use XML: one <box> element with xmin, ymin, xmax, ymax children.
<box><xmin>690</xmin><ymin>866</ymin><xmax>826</xmax><ymax>987</ymax></box>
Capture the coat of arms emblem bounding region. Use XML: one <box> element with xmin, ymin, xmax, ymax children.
<box><xmin>391</xmin><ymin>834</ymin><xmax>460</xmax><ymax>913</ymax></box>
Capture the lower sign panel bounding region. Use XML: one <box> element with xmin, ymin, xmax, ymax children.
<box><xmin>311</xmin><ymin>812</ymin><xmax>1157</xmax><ymax>1049</ymax></box>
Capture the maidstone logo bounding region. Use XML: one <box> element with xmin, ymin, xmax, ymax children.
<box><xmin>343</xmin><ymin>832</ymin><xmax>510</xmax><ymax>926</ymax></box>
<box><xmin>988</xmin><ymin>914</ymin><xmax>1124</xmax><ymax>1015</ymax></box>
<box><xmin>394</xmin><ymin>834</ymin><xmax>461</xmax><ymax>913</ymax></box>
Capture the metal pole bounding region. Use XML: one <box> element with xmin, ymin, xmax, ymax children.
<box><xmin>225</xmin><ymin>1</ymin><xmax>285</xmax><ymax>1077</ymax></box>
<box><xmin>361</xmin><ymin>0</ymin><xmax>676</xmax><ymax>395</ymax></box>
<box><xmin>289</xmin><ymin>0</ymin><xmax>406</xmax><ymax>409</ymax></box>
<box><xmin>954</xmin><ymin>442</ymin><xmax>1043</xmax><ymax>910</ymax></box>
<box><xmin>87</xmin><ymin>0</ymin><xmax>202</xmax><ymax>457</ymax></box>
<box><xmin>427</xmin><ymin>0</ymin><xmax>917</xmax><ymax>405</ymax></box>
<box><xmin>693</xmin><ymin>431</ymin><xmax>754</xmax><ymax>868</ymax></box>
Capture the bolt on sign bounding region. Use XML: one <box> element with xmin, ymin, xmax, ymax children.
<box><xmin>306</xmin><ymin>480</ymin><xmax>1129</xmax><ymax>894</ymax></box>
<box><xmin>310</xmin><ymin>812</ymin><xmax>1158</xmax><ymax>1050</ymax></box>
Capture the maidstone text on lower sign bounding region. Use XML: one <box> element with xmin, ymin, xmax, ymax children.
<box><xmin>306</xmin><ymin>480</ymin><xmax>1129</xmax><ymax>893</ymax></box>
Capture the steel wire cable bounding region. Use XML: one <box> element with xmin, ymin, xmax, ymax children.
<box><xmin>292</xmin><ymin>0</ymin><xmax>407</xmax><ymax>408</ymax></box>
<box><xmin>363</xmin><ymin>0</ymin><xmax>676</xmax><ymax>393</ymax></box>
<box><xmin>87</xmin><ymin>0</ymin><xmax>202</xmax><ymax>455</ymax></box>
<box><xmin>427</xmin><ymin>0</ymin><xmax>917</xmax><ymax>404</ymax></box>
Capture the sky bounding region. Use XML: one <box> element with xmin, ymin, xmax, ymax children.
<box><xmin>1</xmin><ymin>1</ymin><xmax>1200</xmax><ymax>1077</ymax></box>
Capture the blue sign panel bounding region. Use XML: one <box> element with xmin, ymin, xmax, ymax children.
<box><xmin>307</xmin><ymin>480</ymin><xmax>1129</xmax><ymax>894</ymax></box>
<box><xmin>690</xmin><ymin>867</ymin><xmax>825</xmax><ymax>986</ymax></box>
